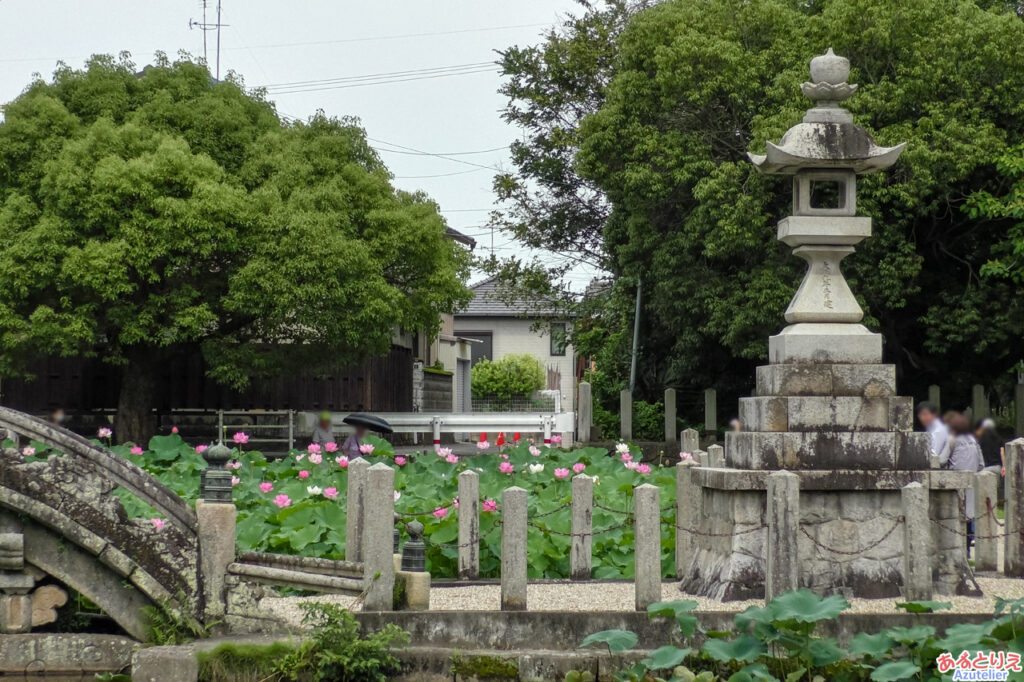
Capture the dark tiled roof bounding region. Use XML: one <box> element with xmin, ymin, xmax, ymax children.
<box><xmin>456</xmin><ymin>276</ymin><xmax>560</xmax><ymax>317</ymax></box>
<box><xmin>445</xmin><ymin>227</ymin><xmax>476</xmax><ymax>249</ymax></box>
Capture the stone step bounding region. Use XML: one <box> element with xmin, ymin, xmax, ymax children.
<box><xmin>738</xmin><ymin>395</ymin><xmax>912</xmax><ymax>433</ymax></box>
<box><xmin>725</xmin><ymin>430</ymin><xmax>930</xmax><ymax>470</ymax></box>
<box><xmin>755</xmin><ymin>363</ymin><xmax>896</xmax><ymax>397</ymax></box>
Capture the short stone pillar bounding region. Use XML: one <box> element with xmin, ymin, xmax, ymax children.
<box><xmin>901</xmin><ymin>482</ymin><xmax>932</xmax><ymax>600</ymax></box>
<box><xmin>1005</xmin><ymin>439</ymin><xmax>1024</xmax><ymax>577</ymax></box>
<box><xmin>680</xmin><ymin>428</ymin><xmax>699</xmax><ymax>456</ymax></box>
<box><xmin>972</xmin><ymin>384</ymin><xmax>989</xmax><ymax>421</ymax></box>
<box><xmin>675</xmin><ymin>460</ymin><xmax>699</xmax><ymax>579</ymax></box>
<box><xmin>928</xmin><ymin>384</ymin><xmax>941</xmax><ymax>412</ymax></box>
<box><xmin>1016</xmin><ymin>383</ymin><xmax>1024</xmax><ymax>438</ymax></box>
<box><xmin>132</xmin><ymin>645</ymin><xmax>199</xmax><ymax>682</ymax></box>
<box><xmin>620</xmin><ymin>389</ymin><xmax>632</xmax><ymax>441</ymax></box>
<box><xmin>578</xmin><ymin>381</ymin><xmax>593</xmax><ymax>443</ymax></box>
<box><xmin>458</xmin><ymin>470</ymin><xmax>480</xmax><ymax>579</ymax></box>
<box><xmin>765</xmin><ymin>471</ymin><xmax>799</xmax><ymax>601</ymax></box>
<box><xmin>664</xmin><ymin>388</ymin><xmax>677</xmax><ymax>447</ymax></box>
<box><xmin>362</xmin><ymin>463</ymin><xmax>395</xmax><ymax>611</ymax></box>
<box><xmin>974</xmin><ymin>471</ymin><xmax>999</xmax><ymax>572</ymax></box>
<box><xmin>708</xmin><ymin>444</ymin><xmax>725</xmax><ymax>468</ymax></box>
<box><xmin>570</xmin><ymin>474</ymin><xmax>594</xmax><ymax>580</ymax></box>
<box><xmin>501</xmin><ymin>486</ymin><xmax>528</xmax><ymax>611</ymax></box>
<box><xmin>704</xmin><ymin>388</ymin><xmax>717</xmax><ymax>436</ymax></box>
<box><xmin>345</xmin><ymin>457</ymin><xmax>370</xmax><ymax>562</ymax></box>
<box><xmin>196</xmin><ymin>498</ymin><xmax>237</xmax><ymax>620</ymax></box>
<box><xmin>634</xmin><ymin>483</ymin><xmax>661</xmax><ymax>610</ymax></box>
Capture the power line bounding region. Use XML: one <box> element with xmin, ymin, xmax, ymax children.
<box><xmin>393</xmin><ymin>168</ymin><xmax>489</xmax><ymax>179</ymax></box>
<box><xmin>224</xmin><ymin>22</ymin><xmax>549</xmax><ymax>51</ymax></box>
<box><xmin>264</xmin><ymin>66</ymin><xmax>498</xmax><ymax>95</ymax></box>
<box><xmin>368</xmin><ymin>137</ymin><xmax>501</xmax><ymax>171</ymax></box>
<box><xmin>260</xmin><ymin>61</ymin><xmax>495</xmax><ymax>89</ymax></box>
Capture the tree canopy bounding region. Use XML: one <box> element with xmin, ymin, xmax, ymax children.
<box><xmin>495</xmin><ymin>0</ymin><xmax>1024</xmax><ymax>421</ymax></box>
<box><xmin>0</xmin><ymin>54</ymin><xmax>470</xmax><ymax>442</ymax></box>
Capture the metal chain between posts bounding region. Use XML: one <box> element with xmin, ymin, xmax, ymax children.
<box><xmin>799</xmin><ymin>516</ymin><xmax>904</xmax><ymax>557</ymax></box>
<box><xmin>675</xmin><ymin>523</ymin><xmax>766</xmax><ymax>538</ymax></box>
<box><xmin>985</xmin><ymin>499</ymin><xmax>1005</xmax><ymax>528</ymax></box>
<box><xmin>933</xmin><ymin>518</ymin><xmax>1009</xmax><ymax>541</ymax></box>
<box><xmin>430</xmin><ymin>521</ymin><xmax>502</xmax><ymax>550</ymax></box>
<box><xmin>593</xmin><ymin>502</ymin><xmax>632</xmax><ymax>516</ymax></box>
<box><xmin>527</xmin><ymin>519</ymin><xmax>635</xmax><ymax>538</ymax></box>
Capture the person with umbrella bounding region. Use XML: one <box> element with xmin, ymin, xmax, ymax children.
<box><xmin>341</xmin><ymin>413</ymin><xmax>393</xmax><ymax>458</ymax></box>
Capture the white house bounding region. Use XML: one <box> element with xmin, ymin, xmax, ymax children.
<box><xmin>454</xmin><ymin>277</ymin><xmax>576</xmax><ymax>413</ymax></box>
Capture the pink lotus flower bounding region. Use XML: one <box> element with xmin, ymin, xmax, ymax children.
<box><xmin>296</xmin><ymin>453</ymin><xmax>306</xmax><ymax>462</ymax></box>
<box><xmin>453</xmin><ymin>497</ymin><xmax>460</xmax><ymax>509</ymax></box>
<box><xmin>476</xmin><ymin>440</ymin><xmax>490</xmax><ymax>450</ymax></box>
<box><xmin>324</xmin><ymin>487</ymin><xmax>338</xmax><ymax>499</ymax></box>
<box><xmin>196</xmin><ymin>444</ymin><xmax>208</xmax><ymax>454</ymax></box>
<box><xmin>130</xmin><ymin>446</ymin><xmax>143</xmax><ymax>455</ymax></box>
<box><xmin>336</xmin><ymin>456</ymin><xmax>349</xmax><ymax>468</ymax></box>
<box><xmin>529</xmin><ymin>446</ymin><xmax>541</xmax><ymax>457</ymax></box>
<box><xmin>259</xmin><ymin>482</ymin><xmax>273</xmax><ymax>493</ymax></box>
<box><xmin>298</xmin><ymin>470</ymin><xmax>309</xmax><ymax>479</ymax></box>
<box><xmin>394</xmin><ymin>456</ymin><xmax>407</xmax><ymax>466</ymax></box>
<box><xmin>307</xmin><ymin>443</ymin><xmax>321</xmax><ymax>454</ymax></box>
<box><xmin>625</xmin><ymin>461</ymin><xmax>639</xmax><ymax>470</ymax></box>
<box><xmin>482</xmin><ymin>499</ymin><xmax>498</xmax><ymax>513</ymax></box>
<box><xmin>233</xmin><ymin>432</ymin><xmax>249</xmax><ymax>445</ymax></box>
<box><xmin>679</xmin><ymin>451</ymin><xmax>693</xmax><ymax>461</ymax></box>
<box><xmin>573</xmin><ymin>462</ymin><xmax>586</xmax><ymax>474</ymax></box>
<box><xmin>22</xmin><ymin>446</ymin><xmax>35</xmax><ymax>457</ymax></box>
<box><xmin>98</xmin><ymin>427</ymin><xmax>112</xmax><ymax>439</ymax></box>
<box><xmin>151</xmin><ymin>518</ymin><xmax>165</xmax><ymax>530</ymax></box>
<box><xmin>231</xmin><ymin>476</ymin><xmax>240</xmax><ymax>486</ymax></box>
<box><xmin>637</xmin><ymin>464</ymin><xmax>652</xmax><ymax>475</ymax></box>
<box><xmin>620</xmin><ymin>453</ymin><xmax>633</xmax><ymax>463</ymax></box>
<box><xmin>551</xmin><ymin>434</ymin><xmax>563</xmax><ymax>444</ymax></box>
<box><xmin>499</xmin><ymin>461</ymin><xmax>514</xmax><ymax>474</ymax></box>
<box><xmin>274</xmin><ymin>494</ymin><xmax>291</xmax><ymax>508</ymax></box>
<box><xmin>231</xmin><ymin>461</ymin><xmax>242</xmax><ymax>470</ymax></box>
<box><xmin>394</xmin><ymin>490</ymin><xmax>402</xmax><ymax>502</ymax></box>
<box><xmin>324</xmin><ymin>441</ymin><xmax>339</xmax><ymax>453</ymax></box>
<box><xmin>433</xmin><ymin>507</ymin><xmax>448</xmax><ymax>519</ymax></box>
<box><xmin>500</xmin><ymin>453</ymin><xmax>509</xmax><ymax>460</ymax></box>
<box><xmin>554</xmin><ymin>468</ymin><xmax>570</xmax><ymax>479</ymax></box>
<box><xmin>171</xmin><ymin>426</ymin><xmax>179</xmax><ymax>434</ymax></box>
<box><xmin>528</xmin><ymin>438</ymin><xmax>535</xmax><ymax>444</ymax></box>
<box><xmin>437</xmin><ymin>447</ymin><xmax>453</xmax><ymax>458</ymax></box>
<box><xmin>445</xmin><ymin>453</ymin><xmax>459</xmax><ymax>464</ymax></box>
<box><xmin>308</xmin><ymin>453</ymin><xmax>323</xmax><ymax>465</ymax></box>
<box><xmin>359</xmin><ymin>443</ymin><xmax>375</xmax><ymax>455</ymax></box>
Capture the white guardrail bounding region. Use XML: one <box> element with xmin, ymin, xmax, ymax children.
<box><xmin>300</xmin><ymin>411</ymin><xmax>576</xmax><ymax>447</ymax></box>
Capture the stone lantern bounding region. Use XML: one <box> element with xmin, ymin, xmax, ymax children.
<box><xmin>677</xmin><ymin>49</ymin><xmax>978</xmax><ymax>601</ymax></box>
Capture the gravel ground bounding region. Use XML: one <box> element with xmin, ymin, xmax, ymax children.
<box><xmin>260</xmin><ymin>575</ymin><xmax>1024</xmax><ymax>627</ymax></box>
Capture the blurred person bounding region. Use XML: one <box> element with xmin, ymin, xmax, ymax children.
<box><xmin>946</xmin><ymin>412</ymin><xmax>985</xmax><ymax>555</ymax></box>
<box><xmin>342</xmin><ymin>425</ymin><xmax>367</xmax><ymax>459</ymax></box>
<box><xmin>311</xmin><ymin>411</ymin><xmax>334</xmax><ymax>445</ymax></box>
<box><xmin>917</xmin><ymin>401</ymin><xmax>950</xmax><ymax>465</ymax></box>
<box><xmin>975</xmin><ymin>417</ymin><xmax>1004</xmax><ymax>476</ymax></box>
<box><xmin>728</xmin><ymin>418</ymin><xmax>741</xmax><ymax>432</ymax></box>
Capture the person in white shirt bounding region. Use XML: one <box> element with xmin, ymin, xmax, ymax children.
<box><xmin>916</xmin><ymin>401</ymin><xmax>951</xmax><ymax>464</ymax></box>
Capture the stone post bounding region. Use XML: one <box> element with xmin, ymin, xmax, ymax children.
<box><xmin>362</xmin><ymin>463</ymin><xmax>395</xmax><ymax>611</ymax></box>
<box><xmin>675</xmin><ymin>460</ymin><xmax>699</xmax><ymax>579</ymax></box>
<box><xmin>708</xmin><ymin>444</ymin><xmax>725</xmax><ymax>468</ymax></box>
<box><xmin>620</xmin><ymin>389</ymin><xmax>632</xmax><ymax>441</ymax></box>
<box><xmin>501</xmin><ymin>486</ymin><xmax>528</xmax><ymax>610</ymax></box>
<box><xmin>704</xmin><ymin>388</ymin><xmax>717</xmax><ymax>436</ymax></box>
<box><xmin>664</xmin><ymin>388</ymin><xmax>677</xmax><ymax>447</ymax></box>
<box><xmin>195</xmin><ymin>498</ymin><xmax>236</xmax><ymax>620</ymax></box>
<box><xmin>634</xmin><ymin>483</ymin><xmax>661</xmax><ymax>610</ymax></box>
<box><xmin>458</xmin><ymin>470</ymin><xmax>480</xmax><ymax>579</ymax></box>
<box><xmin>974</xmin><ymin>471</ymin><xmax>999</xmax><ymax>572</ymax></box>
<box><xmin>901</xmin><ymin>482</ymin><xmax>932</xmax><ymax>600</ymax></box>
<box><xmin>571</xmin><ymin>475</ymin><xmax>594</xmax><ymax>580</ymax></box>
<box><xmin>972</xmin><ymin>384</ymin><xmax>989</xmax><ymax>421</ymax></box>
<box><xmin>928</xmin><ymin>385</ymin><xmax>941</xmax><ymax>413</ymax></box>
<box><xmin>345</xmin><ymin>457</ymin><xmax>369</xmax><ymax>562</ymax></box>
<box><xmin>680</xmin><ymin>428</ymin><xmax>699</xmax><ymax>456</ymax></box>
<box><xmin>766</xmin><ymin>471</ymin><xmax>799</xmax><ymax>601</ymax></box>
<box><xmin>1005</xmin><ymin>439</ymin><xmax>1024</xmax><ymax>577</ymax></box>
<box><xmin>1016</xmin><ymin>383</ymin><xmax>1024</xmax><ymax>437</ymax></box>
<box><xmin>578</xmin><ymin>381</ymin><xmax>593</xmax><ymax>443</ymax></box>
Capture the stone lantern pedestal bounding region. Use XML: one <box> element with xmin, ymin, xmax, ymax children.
<box><xmin>679</xmin><ymin>49</ymin><xmax>978</xmax><ymax>600</ymax></box>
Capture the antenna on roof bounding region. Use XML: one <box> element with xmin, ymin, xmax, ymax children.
<box><xmin>189</xmin><ymin>0</ymin><xmax>227</xmax><ymax>80</ymax></box>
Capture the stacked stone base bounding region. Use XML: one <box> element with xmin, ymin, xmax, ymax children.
<box><xmin>680</xmin><ymin>362</ymin><xmax>980</xmax><ymax>600</ymax></box>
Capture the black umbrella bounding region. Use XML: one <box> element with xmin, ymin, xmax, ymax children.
<box><xmin>342</xmin><ymin>413</ymin><xmax>393</xmax><ymax>434</ymax></box>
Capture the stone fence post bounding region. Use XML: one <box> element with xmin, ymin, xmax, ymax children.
<box><xmin>664</xmin><ymin>388</ymin><xmax>677</xmax><ymax>448</ymax></box>
<box><xmin>578</xmin><ymin>381</ymin><xmax>593</xmax><ymax>444</ymax></box>
<box><xmin>501</xmin><ymin>487</ymin><xmax>528</xmax><ymax>610</ymax></box>
<box><xmin>362</xmin><ymin>463</ymin><xmax>395</xmax><ymax>611</ymax></box>
<box><xmin>571</xmin><ymin>475</ymin><xmax>594</xmax><ymax>580</ymax></box>
<box><xmin>620</xmin><ymin>389</ymin><xmax>632</xmax><ymax>442</ymax></box>
<box><xmin>901</xmin><ymin>482</ymin><xmax>931</xmax><ymax>600</ymax></box>
<box><xmin>675</xmin><ymin>460</ymin><xmax>699</xmax><ymax>579</ymax></box>
<box><xmin>765</xmin><ymin>471</ymin><xmax>799</xmax><ymax>601</ymax></box>
<box><xmin>680</xmin><ymin>428</ymin><xmax>699</xmax><ymax>456</ymax></box>
<box><xmin>634</xmin><ymin>483</ymin><xmax>660</xmax><ymax>610</ymax></box>
<box><xmin>704</xmin><ymin>388</ymin><xmax>718</xmax><ymax>436</ymax></box>
<box><xmin>927</xmin><ymin>384</ymin><xmax>941</xmax><ymax>412</ymax></box>
<box><xmin>458</xmin><ymin>471</ymin><xmax>480</xmax><ymax>579</ymax></box>
<box><xmin>345</xmin><ymin>457</ymin><xmax>369</xmax><ymax>562</ymax></box>
<box><xmin>1017</xmin><ymin>382</ymin><xmax>1024</xmax><ymax>437</ymax></box>
<box><xmin>974</xmin><ymin>471</ymin><xmax>999</xmax><ymax>572</ymax></box>
<box><xmin>1005</xmin><ymin>439</ymin><xmax>1024</xmax><ymax>577</ymax></box>
<box><xmin>708</xmin><ymin>444</ymin><xmax>725</xmax><ymax>468</ymax></box>
<box><xmin>196</xmin><ymin>497</ymin><xmax>236</xmax><ymax>621</ymax></box>
<box><xmin>972</xmin><ymin>384</ymin><xmax>989</xmax><ymax>421</ymax></box>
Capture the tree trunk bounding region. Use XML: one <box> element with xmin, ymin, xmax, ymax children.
<box><xmin>116</xmin><ymin>351</ymin><xmax>160</xmax><ymax>446</ymax></box>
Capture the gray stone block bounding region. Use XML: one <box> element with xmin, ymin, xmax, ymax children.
<box><xmin>889</xmin><ymin>397</ymin><xmax>914</xmax><ymax>431</ymax></box>
<box><xmin>830</xmin><ymin>364</ymin><xmax>896</xmax><ymax>397</ymax></box>
<box><xmin>786</xmin><ymin>396</ymin><xmax>890</xmax><ymax>432</ymax></box>
<box><xmin>738</xmin><ymin>397</ymin><xmax>789</xmax><ymax>432</ymax></box>
<box><xmin>783</xmin><ymin>431</ymin><xmax>896</xmax><ymax>469</ymax></box>
<box><xmin>895</xmin><ymin>432</ymin><xmax>931</xmax><ymax>469</ymax></box>
<box><xmin>756</xmin><ymin>364</ymin><xmax>833</xmax><ymax>397</ymax></box>
<box><xmin>768</xmin><ymin>323</ymin><xmax>882</xmax><ymax>364</ymax></box>
<box><xmin>132</xmin><ymin>645</ymin><xmax>199</xmax><ymax>682</ymax></box>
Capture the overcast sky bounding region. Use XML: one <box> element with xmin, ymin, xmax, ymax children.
<box><xmin>0</xmin><ymin>0</ymin><xmax>601</xmax><ymax>288</ymax></box>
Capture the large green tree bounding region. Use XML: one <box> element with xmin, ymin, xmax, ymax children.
<box><xmin>496</xmin><ymin>0</ymin><xmax>1024</xmax><ymax>420</ymax></box>
<box><xmin>0</xmin><ymin>54</ymin><xmax>470</xmax><ymax>443</ymax></box>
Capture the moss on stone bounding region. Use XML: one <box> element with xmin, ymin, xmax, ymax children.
<box><xmin>197</xmin><ymin>642</ymin><xmax>295</xmax><ymax>682</ymax></box>
<box><xmin>450</xmin><ymin>652</ymin><xmax>519</xmax><ymax>680</ymax></box>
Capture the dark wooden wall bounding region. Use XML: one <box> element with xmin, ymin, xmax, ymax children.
<box><xmin>0</xmin><ymin>345</ymin><xmax>413</xmax><ymax>414</ymax></box>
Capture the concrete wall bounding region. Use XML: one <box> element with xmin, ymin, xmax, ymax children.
<box><xmin>454</xmin><ymin>316</ymin><xmax>575</xmax><ymax>413</ymax></box>
<box><xmin>422</xmin><ymin>370</ymin><xmax>454</xmax><ymax>413</ymax></box>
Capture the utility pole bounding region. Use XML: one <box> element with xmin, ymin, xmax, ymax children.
<box><xmin>189</xmin><ymin>0</ymin><xmax>227</xmax><ymax>80</ymax></box>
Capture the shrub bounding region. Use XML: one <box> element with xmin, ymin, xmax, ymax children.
<box><xmin>471</xmin><ymin>353</ymin><xmax>545</xmax><ymax>400</ymax></box>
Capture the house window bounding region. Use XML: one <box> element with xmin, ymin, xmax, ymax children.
<box><xmin>550</xmin><ymin>323</ymin><xmax>567</xmax><ymax>357</ymax></box>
